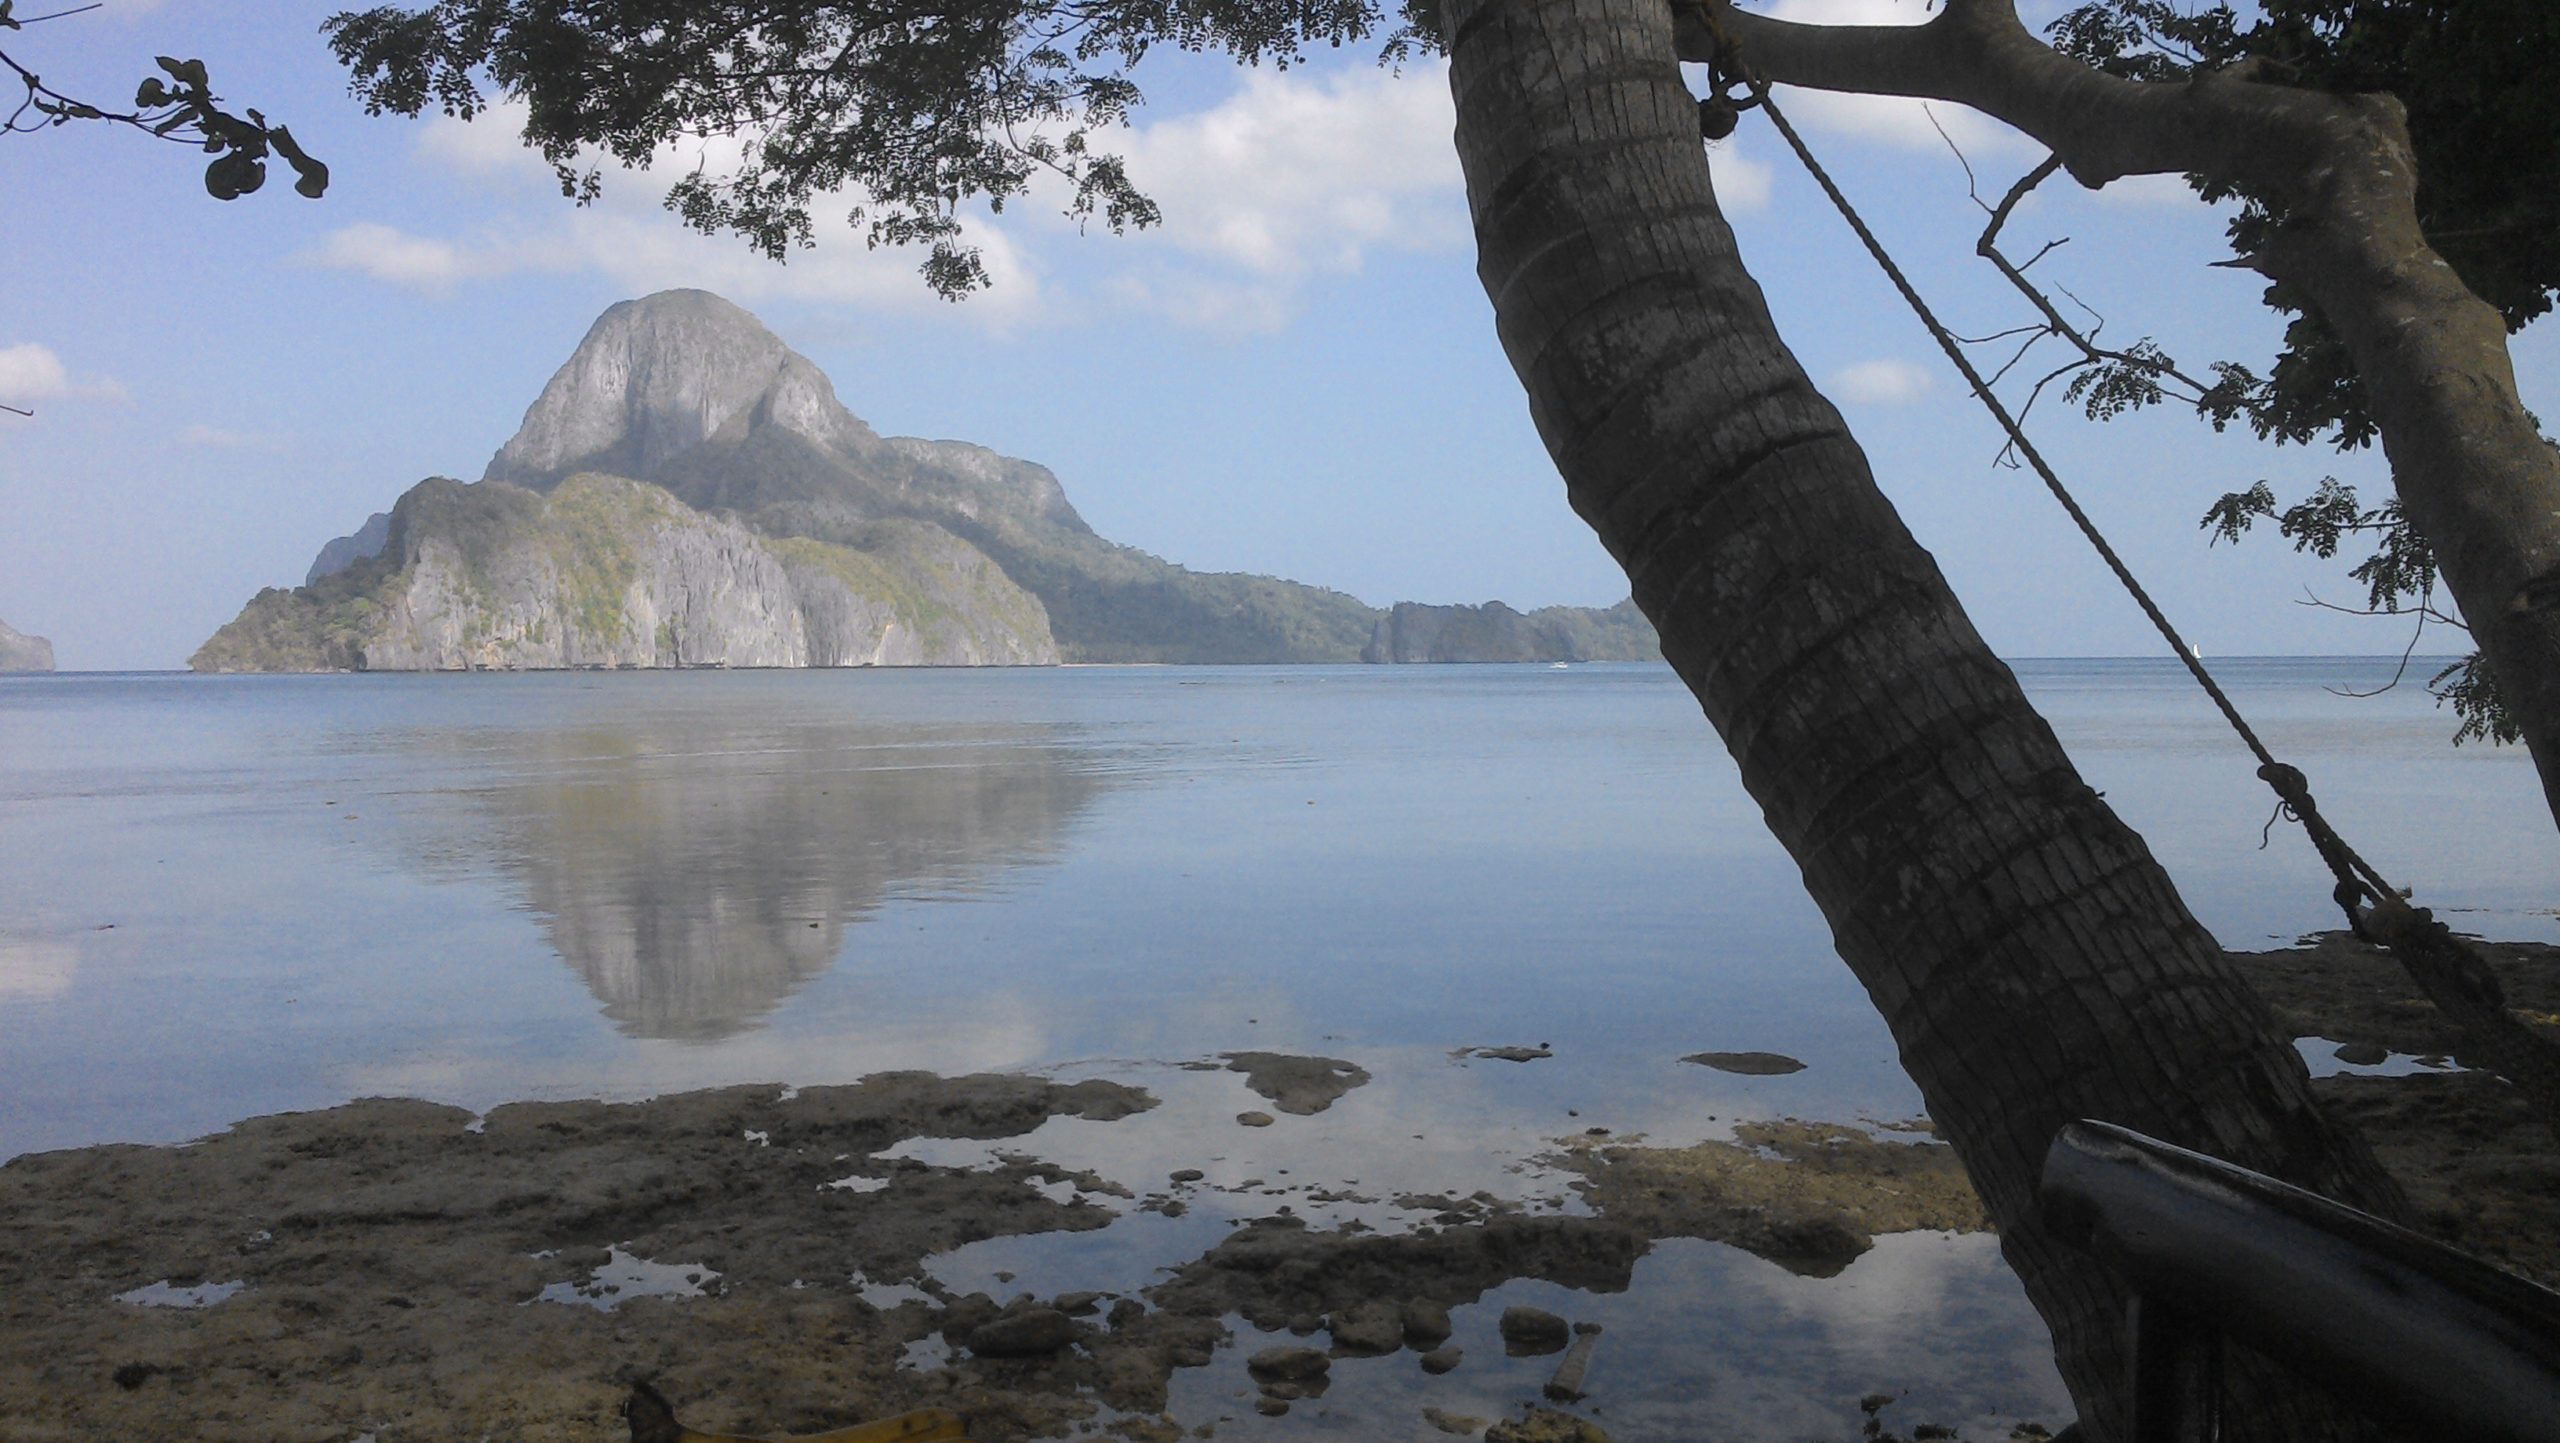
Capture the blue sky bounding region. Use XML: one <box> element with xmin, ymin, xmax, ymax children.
<box><xmin>1</xmin><ymin>0</ymin><xmax>2549</xmax><ymax>669</ymax></box>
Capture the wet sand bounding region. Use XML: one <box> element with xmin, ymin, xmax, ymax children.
<box><xmin>2</xmin><ymin>933</ymin><xmax>2550</xmax><ymax>1442</ymax></box>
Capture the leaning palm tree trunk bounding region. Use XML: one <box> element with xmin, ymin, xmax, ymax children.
<box><xmin>1442</xmin><ymin>0</ymin><xmax>2407</xmax><ymax>1434</ymax></box>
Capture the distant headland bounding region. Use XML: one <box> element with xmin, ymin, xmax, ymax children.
<box><xmin>193</xmin><ymin>290</ymin><xmax>1657</xmax><ymax>672</ymax></box>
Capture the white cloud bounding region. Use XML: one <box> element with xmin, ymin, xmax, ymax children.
<box><xmin>1031</xmin><ymin>62</ymin><xmax>1469</xmax><ymax>334</ymax></box>
<box><xmin>1829</xmin><ymin>357</ymin><xmax>1935</xmax><ymax>405</ymax></box>
<box><xmin>416</xmin><ymin>105</ymin><xmax>548</xmax><ymax>178</ymax></box>
<box><xmin>1708</xmin><ymin>137</ymin><xmax>1776</xmax><ymax>212</ymax></box>
<box><xmin>1095</xmin><ymin>62</ymin><xmax>1771</xmax><ymax>331</ymax></box>
<box><xmin>376</xmin><ymin>66</ymin><xmax>1479</xmax><ymax>335</ymax></box>
<box><xmin>303</xmin><ymin>221</ymin><xmax>501</xmax><ymax>292</ymax></box>
<box><xmin>1112</xmin><ymin>64</ymin><xmax>1466</xmax><ymax>278</ymax></box>
<box><xmin>340</xmin><ymin>62</ymin><xmax>1752</xmax><ymax>337</ymax></box>
<box><xmin>1100</xmin><ymin>272</ymin><xmax>1297</xmax><ymax>339</ymax></box>
<box><xmin>0</xmin><ymin>342</ymin><xmax>128</xmax><ymax>409</ymax></box>
<box><xmin>304</xmin><ymin>102</ymin><xmax>1045</xmax><ymax>326</ymax></box>
<box><xmin>1758</xmin><ymin>0</ymin><xmax>2035</xmax><ymax>159</ymax></box>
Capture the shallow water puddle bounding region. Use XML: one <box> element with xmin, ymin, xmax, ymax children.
<box><xmin>853</xmin><ymin>1273</ymin><xmax>941</xmax><ymax>1309</ymax></box>
<box><xmin>1157</xmin><ymin>1235</ymin><xmax>2068</xmax><ymax>1442</ymax></box>
<box><xmin>530</xmin><ymin>1245</ymin><xmax>722</xmax><ymax>1310</ymax></box>
<box><xmin>113</xmin><ymin>1278</ymin><xmax>244</xmax><ymax>1309</ymax></box>
<box><xmin>2294</xmin><ymin>1035</ymin><xmax>2466</xmax><ymax>1078</ymax></box>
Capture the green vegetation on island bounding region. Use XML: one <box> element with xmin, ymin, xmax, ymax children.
<box><xmin>200</xmin><ymin>290</ymin><xmax>1653</xmax><ymax>670</ymax></box>
<box><xmin>192</xmin><ymin>473</ymin><xmax>1057</xmax><ymax>672</ymax></box>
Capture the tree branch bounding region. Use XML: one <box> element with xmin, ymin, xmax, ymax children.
<box><xmin>1692</xmin><ymin>0</ymin><xmax>2560</xmax><ymax>829</ymax></box>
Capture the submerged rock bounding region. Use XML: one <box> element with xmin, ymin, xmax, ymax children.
<box><xmin>1499</xmin><ymin>1305</ymin><xmax>1572</xmax><ymax>1354</ymax></box>
<box><xmin>1221</xmin><ymin>1052</ymin><xmax>1371</xmax><ymax>1116</ymax></box>
<box><xmin>1487</xmin><ymin>1405</ymin><xmax>1614</xmax><ymax>1443</ymax></box>
<box><xmin>1458</xmin><ymin>1044</ymin><xmax>1553</xmax><ymax>1063</ymax></box>
<box><xmin>1553</xmin><ymin>1120</ymin><xmax>1988</xmax><ymax>1277</ymax></box>
<box><xmin>1403</xmin><ymin>1299</ymin><xmax>1454</xmax><ymax>1347</ymax></box>
<box><xmin>1681</xmin><ymin>1050</ymin><xmax>1807</xmax><ymax>1075</ymax></box>
<box><xmin>1325</xmin><ymin>1300</ymin><xmax>1404</xmax><ymax>1355</ymax></box>
<box><xmin>1246</xmin><ymin>1346</ymin><xmax>1329</xmax><ymax>1383</ymax></box>
<box><xmin>965</xmin><ymin>1307</ymin><xmax>1079</xmax><ymax>1358</ymax></box>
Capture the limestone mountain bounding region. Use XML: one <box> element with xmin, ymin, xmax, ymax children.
<box><xmin>193</xmin><ymin>474</ymin><xmax>1054</xmax><ymax>671</ymax></box>
<box><xmin>305</xmin><ymin>511</ymin><xmax>390</xmax><ymax>586</ymax></box>
<box><xmin>481</xmin><ymin>288</ymin><xmax>1384</xmax><ymax>663</ymax></box>
<box><xmin>0</xmin><ymin>618</ymin><xmax>53</xmax><ymax>672</ymax></box>
<box><xmin>203</xmin><ymin>288</ymin><xmax>1657</xmax><ymax>670</ymax></box>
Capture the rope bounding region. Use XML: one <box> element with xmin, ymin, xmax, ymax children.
<box><xmin>1700</xmin><ymin>41</ymin><xmax>2560</xmax><ymax>1138</ymax></box>
<box><xmin>1746</xmin><ymin>85</ymin><xmax>2407</xmax><ymax>913</ymax></box>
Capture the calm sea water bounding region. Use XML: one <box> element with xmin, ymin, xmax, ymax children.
<box><xmin>2</xmin><ymin>658</ymin><xmax>2549</xmax><ymax>1437</ymax></box>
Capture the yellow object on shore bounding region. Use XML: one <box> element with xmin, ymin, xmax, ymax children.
<box><xmin>625</xmin><ymin>1380</ymin><xmax>972</xmax><ymax>1443</ymax></box>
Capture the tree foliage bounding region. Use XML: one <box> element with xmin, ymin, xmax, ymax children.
<box><xmin>320</xmin><ymin>0</ymin><xmax>2550</xmax><ymax>742</ymax></box>
<box><xmin>0</xmin><ymin>0</ymin><xmax>327</xmax><ymax>416</ymax></box>
<box><xmin>2050</xmin><ymin>0</ymin><xmax>2558</xmax><ymax>745</ymax></box>
<box><xmin>324</xmin><ymin>0</ymin><xmax>1418</xmax><ymax>297</ymax></box>
<box><xmin>0</xmin><ymin>1</ymin><xmax>328</xmax><ymax>203</ymax></box>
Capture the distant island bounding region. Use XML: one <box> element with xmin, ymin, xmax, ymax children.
<box><xmin>194</xmin><ymin>290</ymin><xmax>1658</xmax><ymax>671</ymax></box>
<box><xmin>0</xmin><ymin>617</ymin><xmax>53</xmax><ymax>672</ymax></box>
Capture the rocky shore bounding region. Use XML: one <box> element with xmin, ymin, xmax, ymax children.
<box><xmin>1</xmin><ymin>933</ymin><xmax>2549</xmax><ymax>1442</ymax></box>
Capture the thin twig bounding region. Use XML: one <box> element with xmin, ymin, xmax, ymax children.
<box><xmin>2292</xmin><ymin>588</ymin><xmax>2465</xmax><ymax>630</ymax></box>
<box><xmin>2322</xmin><ymin>591</ymin><xmax>2435</xmax><ymax>699</ymax></box>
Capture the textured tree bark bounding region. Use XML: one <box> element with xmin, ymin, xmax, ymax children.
<box><xmin>1701</xmin><ymin>0</ymin><xmax>2560</xmax><ymax>836</ymax></box>
<box><xmin>1442</xmin><ymin>0</ymin><xmax>2409</xmax><ymax>1434</ymax></box>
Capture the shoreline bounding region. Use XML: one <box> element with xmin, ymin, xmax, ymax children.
<box><xmin>2</xmin><ymin>933</ymin><xmax>2550</xmax><ymax>1441</ymax></box>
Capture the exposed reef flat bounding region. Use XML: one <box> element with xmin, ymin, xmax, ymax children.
<box><xmin>0</xmin><ymin>1067</ymin><xmax>1984</xmax><ymax>1441</ymax></box>
<box><xmin>3</xmin><ymin>937</ymin><xmax>2549</xmax><ymax>1440</ymax></box>
<box><xmin>2224</xmin><ymin>930</ymin><xmax>2560</xmax><ymax>1289</ymax></box>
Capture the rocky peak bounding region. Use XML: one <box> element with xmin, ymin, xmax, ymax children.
<box><xmin>306</xmin><ymin>510</ymin><xmax>393</xmax><ymax>586</ymax></box>
<box><xmin>0</xmin><ymin>617</ymin><xmax>54</xmax><ymax>672</ymax></box>
<box><xmin>483</xmin><ymin>289</ymin><xmax>878</xmax><ymax>489</ymax></box>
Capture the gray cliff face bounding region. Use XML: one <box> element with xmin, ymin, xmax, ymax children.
<box><xmin>484</xmin><ymin>289</ymin><xmax>879</xmax><ymax>489</ymax></box>
<box><xmin>0</xmin><ymin>618</ymin><xmax>54</xmax><ymax>672</ymax></box>
<box><xmin>363</xmin><ymin>503</ymin><xmax>810</xmax><ymax>670</ymax></box>
<box><xmin>357</xmin><ymin>477</ymin><xmax>1056</xmax><ymax>671</ymax></box>
<box><xmin>192</xmin><ymin>474</ymin><xmax>1057</xmax><ymax>672</ymax></box>
<box><xmin>882</xmin><ymin>436</ymin><xmax>1089</xmax><ymax>536</ymax></box>
<box><xmin>1362</xmin><ymin>598</ymin><xmax>1661</xmax><ymax>664</ymax></box>
<box><xmin>306</xmin><ymin>511</ymin><xmax>392</xmax><ymax>585</ymax></box>
<box><xmin>1365</xmin><ymin>601</ymin><xmax>1544</xmax><ymax>663</ymax></box>
<box><xmin>485</xmin><ymin>288</ymin><xmax>1088</xmax><ymax>537</ymax></box>
<box><xmin>773</xmin><ymin>520</ymin><xmax>1057</xmax><ymax>666</ymax></box>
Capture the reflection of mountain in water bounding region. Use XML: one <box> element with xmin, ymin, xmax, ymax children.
<box><xmin>489</xmin><ymin>723</ymin><xmax>1107</xmax><ymax>1040</ymax></box>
